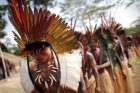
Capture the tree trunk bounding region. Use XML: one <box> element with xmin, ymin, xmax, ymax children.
<box><xmin>0</xmin><ymin>46</ymin><xmax>8</xmax><ymax>79</ymax></box>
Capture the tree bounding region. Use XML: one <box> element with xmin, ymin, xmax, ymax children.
<box><xmin>9</xmin><ymin>45</ymin><xmax>20</xmax><ymax>55</ymax></box>
<box><xmin>58</xmin><ymin>0</ymin><xmax>121</xmax><ymax>29</ymax></box>
<box><xmin>30</xmin><ymin>0</ymin><xmax>56</xmax><ymax>9</ymax></box>
<box><xmin>0</xmin><ymin>5</ymin><xmax>8</xmax><ymax>52</ymax></box>
<box><xmin>23</xmin><ymin>0</ymin><xmax>57</xmax><ymax>9</ymax></box>
<box><xmin>0</xmin><ymin>3</ymin><xmax>9</xmax><ymax>79</ymax></box>
<box><xmin>125</xmin><ymin>24</ymin><xmax>140</xmax><ymax>35</ymax></box>
<box><xmin>60</xmin><ymin>0</ymin><xmax>114</xmax><ymax>18</ymax></box>
<box><xmin>125</xmin><ymin>0</ymin><xmax>140</xmax><ymax>8</ymax></box>
<box><xmin>124</xmin><ymin>0</ymin><xmax>140</xmax><ymax>26</ymax></box>
<box><xmin>0</xmin><ymin>5</ymin><xmax>7</xmax><ymax>39</ymax></box>
<box><xmin>0</xmin><ymin>19</ymin><xmax>6</xmax><ymax>38</ymax></box>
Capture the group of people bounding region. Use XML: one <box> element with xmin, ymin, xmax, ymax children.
<box><xmin>7</xmin><ymin>0</ymin><xmax>140</xmax><ymax>93</ymax></box>
<box><xmin>74</xmin><ymin>18</ymin><xmax>140</xmax><ymax>93</ymax></box>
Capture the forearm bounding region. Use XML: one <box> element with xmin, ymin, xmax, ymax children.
<box><xmin>125</xmin><ymin>50</ymin><xmax>132</xmax><ymax>67</ymax></box>
<box><xmin>116</xmin><ymin>54</ymin><xmax>124</xmax><ymax>71</ymax></box>
<box><xmin>96</xmin><ymin>61</ymin><xmax>111</xmax><ymax>70</ymax></box>
<box><xmin>31</xmin><ymin>89</ymin><xmax>37</xmax><ymax>93</ymax></box>
<box><xmin>92</xmin><ymin>65</ymin><xmax>100</xmax><ymax>89</ymax></box>
<box><xmin>91</xmin><ymin>59</ymin><xmax>100</xmax><ymax>89</ymax></box>
<box><xmin>91</xmin><ymin>63</ymin><xmax>101</xmax><ymax>92</ymax></box>
<box><xmin>118</xmin><ymin>59</ymin><xmax>123</xmax><ymax>71</ymax></box>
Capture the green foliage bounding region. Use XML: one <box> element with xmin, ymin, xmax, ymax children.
<box><xmin>30</xmin><ymin>0</ymin><xmax>56</xmax><ymax>8</ymax></box>
<box><xmin>0</xmin><ymin>4</ymin><xmax>8</xmax><ymax>52</ymax></box>
<box><xmin>0</xmin><ymin>31</ymin><xmax>6</xmax><ymax>39</ymax></box>
<box><xmin>123</xmin><ymin>0</ymin><xmax>140</xmax><ymax>35</ymax></box>
<box><xmin>0</xmin><ymin>4</ymin><xmax>7</xmax><ymax>39</ymax></box>
<box><xmin>9</xmin><ymin>46</ymin><xmax>20</xmax><ymax>55</ymax></box>
<box><xmin>0</xmin><ymin>5</ymin><xmax>8</xmax><ymax>16</ymax></box>
<box><xmin>125</xmin><ymin>24</ymin><xmax>140</xmax><ymax>35</ymax></box>
<box><xmin>125</xmin><ymin>0</ymin><xmax>140</xmax><ymax>8</ymax></box>
<box><xmin>60</xmin><ymin>0</ymin><xmax>118</xmax><ymax>20</ymax></box>
<box><xmin>0</xmin><ymin>19</ymin><xmax>6</xmax><ymax>31</ymax></box>
<box><xmin>0</xmin><ymin>42</ymin><xmax>9</xmax><ymax>52</ymax></box>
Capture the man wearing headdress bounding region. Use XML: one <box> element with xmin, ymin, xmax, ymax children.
<box><xmin>8</xmin><ymin>0</ymin><xmax>85</xmax><ymax>93</ymax></box>
<box><xmin>74</xmin><ymin>31</ymin><xmax>100</xmax><ymax>93</ymax></box>
<box><xmin>91</xmin><ymin>27</ymin><xmax>115</xmax><ymax>93</ymax></box>
<box><xmin>117</xmin><ymin>30</ymin><xmax>135</xmax><ymax>93</ymax></box>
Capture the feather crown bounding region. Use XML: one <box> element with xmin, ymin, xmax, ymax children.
<box><xmin>8</xmin><ymin>0</ymin><xmax>78</xmax><ymax>54</ymax></box>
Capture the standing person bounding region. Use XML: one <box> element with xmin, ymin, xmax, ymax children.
<box><xmin>8</xmin><ymin>0</ymin><xmax>85</xmax><ymax>93</ymax></box>
<box><xmin>133</xmin><ymin>35</ymin><xmax>140</xmax><ymax>54</ymax></box>
<box><xmin>109</xmin><ymin>32</ymin><xmax>126</xmax><ymax>93</ymax></box>
<box><xmin>84</xmin><ymin>28</ymin><xmax>101</xmax><ymax>93</ymax></box>
<box><xmin>76</xmin><ymin>32</ymin><xmax>100</xmax><ymax>93</ymax></box>
<box><xmin>127</xmin><ymin>36</ymin><xmax>138</xmax><ymax>63</ymax></box>
<box><xmin>113</xmin><ymin>36</ymin><xmax>128</xmax><ymax>93</ymax></box>
<box><xmin>91</xmin><ymin>28</ymin><xmax>115</xmax><ymax>93</ymax></box>
<box><xmin>117</xmin><ymin>30</ymin><xmax>132</xmax><ymax>67</ymax></box>
<box><xmin>117</xmin><ymin>30</ymin><xmax>135</xmax><ymax>93</ymax></box>
<box><xmin>104</xmin><ymin>19</ymin><xmax>126</xmax><ymax>93</ymax></box>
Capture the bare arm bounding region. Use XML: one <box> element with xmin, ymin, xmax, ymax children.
<box><xmin>31</xmin><ymin>89</ymin><xmax>38</xmax><ymax>93</ymax></box>
<box><xmin>91</xmin><ymin>58</ymin><xmax>100</xmax><ymax>93</ymax></box>
<box><xmin>96</xmin><ymin>60</ymin><xmax>111</xmax><ymax>70</ymax></box>
<box><xmin>87</xmin><ymin>52</ymin><xmax>100</xmax><ymax>93</ymax></box>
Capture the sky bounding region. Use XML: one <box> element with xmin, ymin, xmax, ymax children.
<box><xmin>0</xmin><ymin>0</ymin><xmax>140</xmax><ymax>46</ymax></box>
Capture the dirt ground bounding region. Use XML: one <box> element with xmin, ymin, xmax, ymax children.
<box><xmin>0</xmin><ymin>59</ymin><xmax>140</xmax><ymax>93</ymax></box>
<box><xmin>132</xmin><ymin>59</ymin><xmax>140</xmax><ymax>93</ymax></box>
<box><xmin>0</xmin><ymin>74</ymin><xmax>25</xmax><ymax>93</ymax></box>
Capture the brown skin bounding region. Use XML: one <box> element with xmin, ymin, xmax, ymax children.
<box><xmin>79</xmin><ymin>46</ymin><xmax>87</xmax><ymax>93</ymax></box>
<box><xmin>31</xmin><ymin>89</ymin><xmax>37</xmax><ymax>93</ymax></box>
<box><xmin>91</xmin><ymin>57</ymin><xmax>100</xmax><ymax>93</ymax></box>
<box><xmin>29</xmin><ymin>46</ymin><xmax>89</xmax><ymax>93</ymax></box>
<box><xmin>29</xmin><ymin>47</ymin><xmax>53</xmax><ymax>80</ymax></box>
<box><xmin>91</xmin><ymin>43</ymin><xmax>111</xmax><ymax>71</ymax></box>
<box><xmin>29</xmin><ymin>47</ymin><xmax>52</xmax><ymax>93</ymax></box>
<box><xmin>30</xmin><ymin>47</ymin><xmax>52</xmax><ymax>63</ymax></box>
<box><xmin>119</xmin><ymin>34</ymin><xmax>132</xmax><ymax>67</ymax></box>
<box><xmin>80</xmin><ymin>46</ymin><xmax>100</xmax><ymax>93</ymax></box>
<box><xmin>113</xmin><ymin>38</ymin><xmax>127</xmax><ymax>79</ymax></box>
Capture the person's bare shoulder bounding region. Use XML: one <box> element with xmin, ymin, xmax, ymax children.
<box><xmin>29</xmin><ymin>60</ymin><xmax>36</xmax><ymax>72</ymax></box>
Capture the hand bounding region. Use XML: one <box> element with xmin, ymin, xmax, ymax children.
<box><xmin>96</xmin><ymin>65</ymin><xmax>101</xmax><ymax>70</ymax></box>
<box><xmin>122</xmin><ymin>70</ymin><xmax>127</xmax><ymax>79</ymax></box>
<box><xmin>31</xmin><ymin>89</ymin><xmax>37</xmax><ymax>93</ymax></box>
<box><xmin>128</xmin><ymin>63</ymin><xmax>132</xmax><ymax>68</ymax></box>
<box><xmin>95</xmin><ymin>86</ymin><xmax>100</xmax><ymax>93</ymax></box>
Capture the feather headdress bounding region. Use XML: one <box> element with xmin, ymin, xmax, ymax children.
<box><xmin>8</xmin><ymin>0</ymin><xmax>78</xmax><ymax>55</ymax></box>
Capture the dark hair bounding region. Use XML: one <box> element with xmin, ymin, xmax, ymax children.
<box><xmin>117</xmin><ymin>30</ymin><xmax>125</xmax><ymax>36</ymax></box>
<box><xmin>127</xmin><ymin>36</ymin><xmax>132</xmax><ymax>41</ymax></box>
<box><xmin>25</xmin><ymin>41</ymin><xmax>50</xmax><ymax>52</ymax></box>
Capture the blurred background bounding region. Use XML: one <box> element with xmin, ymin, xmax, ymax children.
<box><xmin>0</xmin><ymin>0</ymin><xmax>140</xmax><ymax>93</ymax></box>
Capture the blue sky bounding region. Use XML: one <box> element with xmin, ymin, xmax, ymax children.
<box><xmin>0</xmin><ymin>0</ymin><xmax>140</xmax><ymax>46</ymax></box>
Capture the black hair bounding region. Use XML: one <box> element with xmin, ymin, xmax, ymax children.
<box><xmin>25</xmin><ymin>41</ymin><xmax>50</xmax><ymax>52</ymax></box>
<box><xmin>117</xmin><ymin>30</ymin><xmax>125</xmax><ymax>36</ymax></box>
<box><xmin>127</xmin><ymin>36</ymin><xmax>132</xmax><ymax>41</ymax></box>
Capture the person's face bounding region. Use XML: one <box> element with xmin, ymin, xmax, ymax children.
<box><xmin>92</xmin><ymin>42</ymin><xmax>98</xmax><ymax>50</ymax></box>
<box><xmin>119</xmin><ymin>34</ymin><xmax>125</xmax><ymax>40</ymax></box>
<box><xmin>31</xmin><ymin>47</ymin><xmax>52</xmax><ymax>62</ymax></box>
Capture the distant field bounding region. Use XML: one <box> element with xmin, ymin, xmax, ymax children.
<box><xmin>0</xmin><ymin>59</ymin><xmax>139</xmax><ymax>93</ymax></box>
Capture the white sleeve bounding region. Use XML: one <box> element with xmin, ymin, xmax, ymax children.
<box><xmin>59</xmin><ymin>50</ymin><xmax>82</xmax><ymax>91</ymax></box>
<box><xmin>20</xmin><ymin>60</ymin><xmax>34</xmax><ymax>93</ymax></box>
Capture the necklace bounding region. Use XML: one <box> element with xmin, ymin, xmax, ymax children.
<box><xmin>34</xmin><ymin>55</ymin><xmax>59</xmax><ymax>90</ymax></box>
